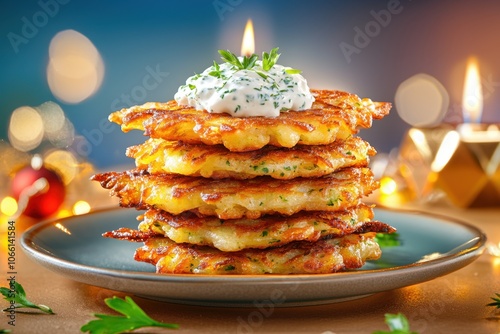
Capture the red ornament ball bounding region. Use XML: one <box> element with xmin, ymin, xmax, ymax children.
<box><xmin>11</xmin><ymin>164</ymin><xmax>66</xmax><ymax>219</ymax></box>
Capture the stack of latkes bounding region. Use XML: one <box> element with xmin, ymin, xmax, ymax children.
<box><xmin>92</xmin><ymin>89</ymin><xmax>395</xmax><ymax>275</ymax></box>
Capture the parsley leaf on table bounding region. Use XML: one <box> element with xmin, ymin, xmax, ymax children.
<box><xmin>372</xmin><ymin>313</ymin><xmax>419</xmax><ymax>334</ymax></box>
<box><xmin>80</xmin><ymin>296</ymin><xmax>179</xmax><ymax>334</ymax></box>
<box><xmin>0</xmin><ymin>281</ymin><xmax>54</xmax><ymax>314</ymax></box>
<box><xmin>487</xmin><ymin>293</ymin><xmax>500</xmax><ymax>309</ymax></box>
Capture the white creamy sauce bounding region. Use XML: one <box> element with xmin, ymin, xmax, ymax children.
<box><xmin>174</xmin><ymin>60</ymin><xmax>314</xmax><ymax>118</ymax></box>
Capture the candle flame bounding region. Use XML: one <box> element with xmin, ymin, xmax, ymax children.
<box><xmin>462</xmin><ymin>57</ymin><xmax>483</xmax><ymax>123</ymax></box>
<box><xmin>241</xmin><ymin>19</ymin><xmax>255</xmax><ymax>57</ymax></box>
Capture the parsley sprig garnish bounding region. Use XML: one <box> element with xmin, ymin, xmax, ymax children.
<box><xmin>487</xmin><ymin>293</ymin><xmax>500</xmax><ymax>309</ymax></box>
<box><xmin>208</xmin><ymin>61</ymin><xmax>223</xmax><ymax>78</ymax></box>
<box><xmin>80</xmin><ymin>296</ymin><xmax>179</xmax><ymax>334</ymax></box>
<box><xmin>261</xmin><ymin>48</ymin><xmax>280</xmax><ymax>71</ymax></box>
<box><xmin>213</xmin><ymin>47</ymin><xmax>302</xmax><ymax>80</ymax></box>
<box><xmin>219</xmin><ymin>49</ymin><xmax>258</xmax><ymax>70</ymax></box>
<box><xmin>375</xmin><ymin>232</ymin><xmax>401</xmax><ymax>248</ymax></box>
<box><xmin>373</xmin><ymin>313</ymin><xmax>418</xmax><ymax>334</ymax></box>
<box><xmin>0</xmin><ymin>281</ymin><xmax>54</xmax><ymax>314</ymax></box>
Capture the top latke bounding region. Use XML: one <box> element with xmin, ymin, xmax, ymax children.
<box><xmin>110</xmin><ymin>89</ymin><xmax>390</xmax><ymax>152</ymax></box>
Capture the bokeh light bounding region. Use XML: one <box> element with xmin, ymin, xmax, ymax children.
<box><xmin>47</xmin><ymin>29</ymin><xmax>105</xmax><ymax>104</ymax></box>
<box><xmin>395</xmin><ymin>73</ymin><xmax>449</xmax><ymax>127</ymax></box>
<box><xmin>0</xmin><ymin>196</ymin><xmax>18</xmax><ymax>217</ymax></box>
<box><xmin>0</xmin><ymin>141</ymin><xmax>31</xmax><ymax>176</ymax></box>
<box><xmin>488</xmin><ymin>242</ymin><xmax>500</xmax><ymax>257</ymax></box>
<box><xmin>44</xmin><ymin>149</ymin><xmax>78</xmax><ymax>185</ymax></box>
<box><xmin>380</xmin><ymin>176</ymin><xmax>398</xmax><ymax>195</ymax></box>
<box><xmin>73</xmin><ymin>200</ymin><xmax>91</xmax><ymax>215</ymax></box>
<box><xmin>8</xmin><ymin>106</ymin><xmax>44</xmax><ymax>152</ymax></box>
<box><xmin>36</xmin><ymin>101</ymin><xmax>66</xmax><ymax>135</ymax></box>
<box><xmin>47</xmin><ymin>117</ymin><xmax>75</xmax><ymax>148</ymax></box>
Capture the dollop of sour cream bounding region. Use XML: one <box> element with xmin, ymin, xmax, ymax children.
<box><xmin>174</xmin><ymin>60</ymin><xmax>315</xmax><ymax>118</ymax></box>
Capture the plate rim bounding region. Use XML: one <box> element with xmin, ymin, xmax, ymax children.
<box><xmin>21</xmin><ymin>205</ymin><xmax>487</xmax><ymax>283</ymax></box>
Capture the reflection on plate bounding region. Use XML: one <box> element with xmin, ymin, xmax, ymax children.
<box><xmin>21</xmin><ymin>207</ymin><xmax>486</xmax><ymax>307</ymax></box>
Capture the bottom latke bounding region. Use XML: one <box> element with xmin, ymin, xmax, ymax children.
<box><xmin>134</xmin><ymin>233</ymin><xmax>381</xmax><ymax>275</ymax></box>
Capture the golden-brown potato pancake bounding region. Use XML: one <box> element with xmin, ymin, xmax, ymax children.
<box><xmin>91</xmin><ymin>167</ymin><xmax>378</xmax><ymax>219</ymax></box>
<box><xmin>127</xmin><ymin>136</ymin><xmax>375</xmax><ymax>179</ymax></box>
<box><xmin>110</xmin><ymin>89</ymin><xmax>391</xmax><ymax>152</ymax></box>
<box><xmin>133</xmin><ymin>204</ymin><xmax>392</xmax><ymax>251</ymax></box>
<box><xmin>133</xmin><ymin>233</ymin><xmax>381</xmax><ymax>275</ymax></box>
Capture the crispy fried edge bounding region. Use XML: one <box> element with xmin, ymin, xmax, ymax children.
<box><xmin>133</xmin><ymin>232</ymin><xmax>382</xmax><ymax>275</ymax></box>
<box><xmin>109</xmin><ymin>89</ymin><xmax>391</xmax><ymax>151</ymax></box>
<box><xmin>136</xmin><ymin>205</ymin><xmax>381</xmax><ymax>251</ymax></box>
<box><xmin>91</xmin><ymin>167</ymin><xmax>378</xmax><ymax>219</ymax></box>
<box><xmin>126</xmin><ymin>136</ymin><xmax>376</xmax><ymax>179</ymax></box>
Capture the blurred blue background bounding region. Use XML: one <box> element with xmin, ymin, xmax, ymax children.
<box><xmin>1</xmin><ymin>0</ymin><xmax>500</xmax><ymax>168</ymax></box>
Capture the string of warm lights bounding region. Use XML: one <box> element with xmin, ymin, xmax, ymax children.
<box><xmin>1</xmin><ymin>29</ymin><xmax>113</xmax><ymax>226</ymax></box>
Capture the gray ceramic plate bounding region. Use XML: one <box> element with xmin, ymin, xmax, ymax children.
<box><xmin>21</xmin><ymin>207</ymin><xmax>486</xmax><ymax>307</ymax></box>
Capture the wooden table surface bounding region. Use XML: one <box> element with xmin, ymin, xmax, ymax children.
<box><xmin>2</xmin><ymin>202</ymin><xmax>500</xmax><ymax>334</ymax></box>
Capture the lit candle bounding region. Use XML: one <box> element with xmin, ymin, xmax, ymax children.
<box><xmin>395</xmin><ymin>56</ymin><xmax>500</xmax><ymax>207</ymax></box>
<box><xmin>458</xmin><ymin>57</ymin><xmax>500</xmax><ymax>142</ymax></box>
<box><xmin>241</xmin><ymin>19</ymin><xmax>255</xmax><ymax>57</ymax></box>
<box><xmin>461</xmin><ymin>56</ymin><xmax>483</xmax><ymax>124</ymax></box>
